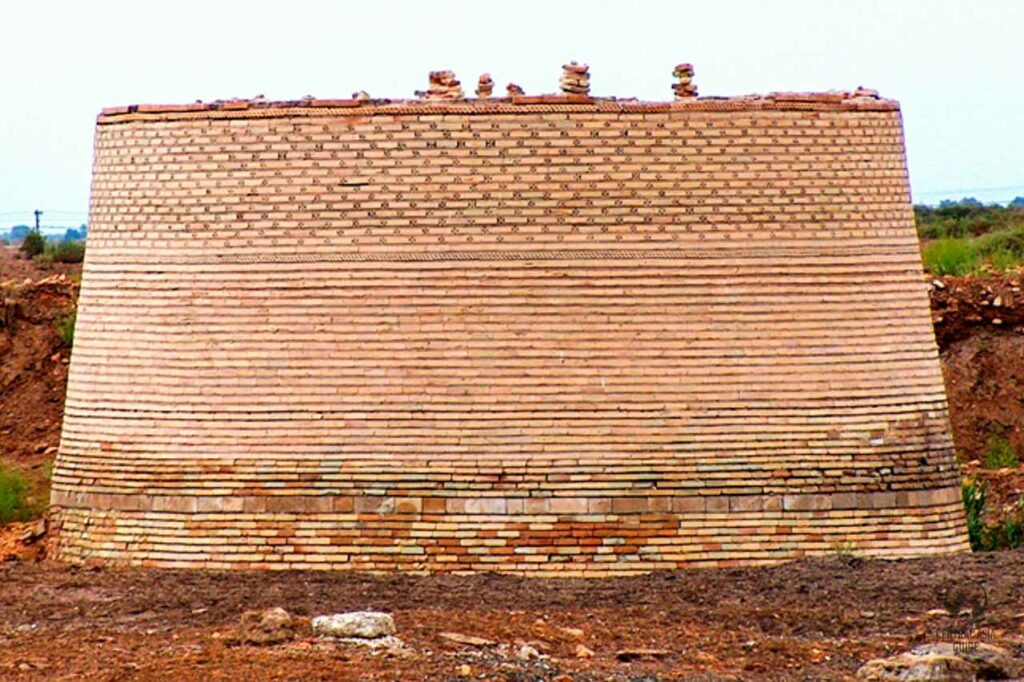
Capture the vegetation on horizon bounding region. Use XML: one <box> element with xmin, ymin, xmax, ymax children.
<box><xmin>41</xmin><ymin>239</ymin><xmax>86</xmax><ymax>265</ymax></box>
<box><xmin>918</xmin><ymin>199</ymin><xmax>1024</xmax><ymax>276</ymax></box>
<box><xmin>12</xmin><ymin>227</ymin><xmax>85</xmax><ymax>265</ymax></box>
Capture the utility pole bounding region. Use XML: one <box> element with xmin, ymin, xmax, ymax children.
<box><xmin>33</xmin><ymin>209</ymin><xmax>42</xmax><ymax>233</ymax></box>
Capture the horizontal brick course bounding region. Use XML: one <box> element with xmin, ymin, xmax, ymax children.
<box><xmin>52</xmin><ymin>93</ymin><xmax>968</xmax><ymax>572</ymax></box>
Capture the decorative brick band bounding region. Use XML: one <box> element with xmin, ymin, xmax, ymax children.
<box><xmin>52</xmin><ymin>493</ymin><xmax>965</xmax><ymax>574</ymax></box>
<box><xmin>51</xmin><ymin>487</ymin><xmax>960</xmax><ymax>516</ymax></box>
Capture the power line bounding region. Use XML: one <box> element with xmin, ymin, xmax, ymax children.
<box><xmin>0</xmin><ymin>210</ymin><xmax>87</xmax><ymax>218</ymax></box>
<box><xmin>914</xmin><ymin>184</ymin><xmax>1024</xmax><ymax>196</ymax></box>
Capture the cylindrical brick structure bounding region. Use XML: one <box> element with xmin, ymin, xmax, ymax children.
<box><xmin>52</xmin><ymin>90</ymin><xmax>968</xmax><ymax>573</ymax></box>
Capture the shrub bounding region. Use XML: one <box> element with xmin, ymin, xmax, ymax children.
<box><xmin>56</xmin><ymin>311</ymin><xmax>76</xmax><ymax>347</ymax></box>
<box><xmin>984</xmin><ymin>431</ymin><xmax>1019</xmax><ymax>469</ymax></box>
<box><xmin>1001</xmin><ymin>500</ymin><xmax>1024</xmax><ymax>550</ymax></box>
<box><xmin>921</xmin><ymin>238</ymin><xmax>978</xmax><ymax>276</ymax></box>
<box><xmin>19</xmin><ymin>230</ymin><xmax>45</xmax><ymax>258</ymax></box>
<box><xmin>832</xmin><ymin>540</ymin><xmax>861</xmax><ymax>566</ymax></box>
<box><xmin>0</xmin><ymin>465</ymin><xmax>35</xmax><ymax>524</ymax></box>
<box><xmin>46</xmin><ymin>239</ymin><xmax>86</xmax><ymax>264</ymax></box>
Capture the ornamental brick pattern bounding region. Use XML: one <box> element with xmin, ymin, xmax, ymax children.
<box><xmin>51</xmin><ymin>89</ymin><xmax>968</xmax><ymax>573</ymax></box>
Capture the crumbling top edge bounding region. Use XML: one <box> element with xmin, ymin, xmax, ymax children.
<box><xmin>97</xmin><ymin>91</ymin><xmax>899</xmax><ymax>124</ymax></box>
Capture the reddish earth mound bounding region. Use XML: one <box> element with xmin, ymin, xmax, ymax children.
<box><xmin>1</xmin><ymin>267</ymin><xmax>77</xmax><ymax>466</ymax></box>
<box><xmin>1</xmin><ymin>247</ymin><xmax>79</xmax><ymax>532</ymax></box>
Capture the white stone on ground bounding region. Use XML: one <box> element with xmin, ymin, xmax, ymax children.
<box><xmin>311</xmin><ymin>611</ymin><xmax>396</xmax><ymax>639</ymax></box>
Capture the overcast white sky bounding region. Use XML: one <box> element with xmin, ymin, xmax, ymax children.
<box><xmin>1</xmin><ymin>0</ymin><xmax>1021</xmax><ymax>229</ymax></box>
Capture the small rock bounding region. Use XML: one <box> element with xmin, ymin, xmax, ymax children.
<box><xmin>925</xmin><ymin>608</ymin><xmax>951</xmax><ymax>617</ymax></box>
<box><xmin>860</xmin><ymin>611</ymin><xmax>877</xmax><ymax>619</ymax></box>
<box><xmin>43</xmin><ymin>446</ymin><xmax>58</xmax><ymax>456</ymax></box>
<box><xmin>34</xmin><ymin>443</ymin><xmax>47</xmax><ymax>454</ymax></box>
<box><xmin>857</xmin><ymin>653</ymin><xmax>974</xmax><ymax>681</ymax></box>
<box><xmin>458</xmin><ymin>664</ymin><xmax>472</xmax><ymax>677</ymax></box>
<box><xmin>312</xmin><ymin>612</ymin><xmax>395</xmax><ymax>639</ymax></box>
<box><xmin>932</xmin><ymin>280</ymin><xmax>946</xmax><ymax>290</ymax></box>
<box><xmin>911</xmin><ymin>642</ymin><xmax>1021</xmax><ymax>679</ymax></box>
<box><xmin>440</xmin><ymin>632</ymin><xmax>494</xmax><ymax>647</ymax></box>
<box><xmin>19</xmin><ymin>518</ymin><xmax>47</xmax><ymax>544</ymax></box>
<box><xmin>575</xmin><ymin>643</ymin><xmax>595</xmax><ymax>658</ymax></box>
<box><xmin>559</xmin><ymin>626</ymin><xmax>585</xmax><ymax>639</ymax></box>
<box><xmin>516</xmin><ymin>644</ymin><xmax>543</xmax><ymax>660</ymax></box>
<box><xmin>237</xmin><ymin>607</ymin><xmax>295</xmax><ymax>645</ymax></box>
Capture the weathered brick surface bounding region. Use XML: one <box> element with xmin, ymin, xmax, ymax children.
<box><xmin>51</xmin><ymin>92</ymin><xmax>968</xmax><ymax>572</ymax></box>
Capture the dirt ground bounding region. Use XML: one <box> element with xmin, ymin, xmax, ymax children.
<box><xmin>0</xmin><ymin>552</ymin><xmax>1022</xmax><ymax>681</ymax></box>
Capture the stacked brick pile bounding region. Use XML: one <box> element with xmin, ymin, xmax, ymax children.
<box><xmin>560</xmin><ymin>62</ymin><xmax>590</xmax><ymax>95</ymax></box>
<box><xmin>417</xmin><ymin>70</ymin><xmax>464</xmax><ymax>100</ymax></box>
<box><xmin>51</xmin><ymin>84</ymin><xmax>967</xmax><ymax>574</ymax></box>
<box><xmin>672</xmin><ymin>63</ymin><xmax>697</xmax><ymax>99</ymax></box>
<box><xmin>475</xmin><ymin>73</ymin><xmax>494</xmax><ymax>98</ymax></box>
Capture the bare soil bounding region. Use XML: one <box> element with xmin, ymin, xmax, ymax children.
<box><xmin>1</xmin><ymin>552</ymin><xmax>1023</xmax><ymax>680</ymax></box>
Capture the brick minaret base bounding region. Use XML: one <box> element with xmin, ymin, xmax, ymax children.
<box><xmin>50</xmin><ymin>92</ymin><xmax>968</xmax><ymax>574</ymax></box>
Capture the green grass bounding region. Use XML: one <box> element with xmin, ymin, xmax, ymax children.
<box><xmin>961</xmin><ymin>477</ymin><xmax>1024</xmax><ymax>552</ymax></box>
<box><xmin>984</xmin><ymin>431</ymin><xmax>1020</xmax><ymax>469</ymax></box>
<box><xmin>921</xmin><ymin>238</ymin><xmax>979</xmax><ymax>276</ymax></box>
<box><xmin>56</xmin><ymin>311</ymin><xmax>76</xmax><ymax>347</ymax></box>
<box><xmin>0</xmin><ymin>464</ymin><xmax>38</xmax><ymax>524</ymax></box>
<box><xmin>963</xmin><ymin>477</ymin><xmax>988</xmax><ymax>551</ymax></box>
<box><xmin>987</xmin><ymin>248</ymin><xmax>1020</xmax><ymax>273</ymax></box>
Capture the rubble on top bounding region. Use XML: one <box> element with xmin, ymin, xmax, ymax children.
<box><xmin>98</xmin><ymin>62</ymin><xmax>888</xmax><ymax>117</ymax></box>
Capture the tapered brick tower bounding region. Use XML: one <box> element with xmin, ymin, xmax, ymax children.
<box><xmin>51</xmin><ymin>70</ymin><xmax>968</xmax><ymax>573</ymax></box>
